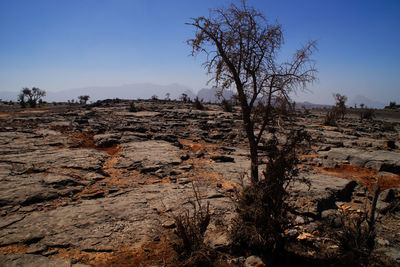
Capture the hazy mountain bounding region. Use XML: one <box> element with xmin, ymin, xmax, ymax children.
<box><xmin>0</xmin><ymin>83</ymin><xmax>196</xmax><ymax>102</ymax></box>
<box><xmin>296</xmin><ymin>101</ymin><xmax>332</xmax><ymax>109</ymax></box>
<box><xmin>0</xmin><ymin>91</ymin><xmax>19</xmax><ymax>102</ymax></box>
<box><xmin>349</xmin><ymin>95</ymin><xmax>386</xmax><ymax>109</ymax></box>
<box><xmin>197</xmin><ymin>88</ymin><xmax>234</xmax><ymax>103</ymax></box>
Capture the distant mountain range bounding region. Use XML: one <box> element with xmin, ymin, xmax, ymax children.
<box><xmin>0</xmin><ymin>83</ymin><xmax>387</xmax><ymax>109</ymax></box>
<box><xmin>197</xmin><ymin>87</ymin><xmax>235</xmax><ymax>103</ymax></box>
<box><xmin>348</xmin><ymin>95</ymin><xmax>386</xmax><ymax>109</ymax></box>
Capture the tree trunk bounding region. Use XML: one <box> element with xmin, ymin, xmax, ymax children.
<box><xmin>249</xmin><ymin>141</ymin><xmax>259</xmax><ymax>183</ymax></box>
<box><xmin>240</xmin><ymin>103</ymin><xmax>259</xmax><ymax>184</ymax></box>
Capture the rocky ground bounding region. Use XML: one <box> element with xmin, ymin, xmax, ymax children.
<box><xmin>0</xmin><ymin>100</ymin><xmax>399</xmax><ymax>266</ymax></box>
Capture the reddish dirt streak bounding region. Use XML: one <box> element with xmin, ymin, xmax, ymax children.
<box><xmin>320</xmin><ymin>164</ymin><xmax>400</xmax><ymax>191</ymax></box>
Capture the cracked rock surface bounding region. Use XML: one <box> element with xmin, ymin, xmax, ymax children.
<box><xmin>0</xmin><ymin>100</ymin><xmax>399</xmax><ymax>265</ymax></box>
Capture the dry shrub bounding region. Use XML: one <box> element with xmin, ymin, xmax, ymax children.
<box><xmin>231</xmin><ymin>130</ymin><xmax>310</xmax><ymax>257</ymax></box>
<box><xmin>324</xmin><ymin>108</ymin><xmax>338</xmax><ymax>126</ymax></box>
<box><xmin>381</xmin><ymin>122</ymin><xmax>395</xmax><ymax>132</ymax></box>
<box><xmin>128</xmin><ymin>101</ymin><xmax>137</xmax><ymax>112</ymax></box>
<box><xmin>359</xmin><ymin>108</ymin><xmax>375</xmax><ymax>120</ymax></box>
<box><xmin>193</xmin><ymin>97</ymin><xmax>205</xmax><ymax>110</ymax></box>
<box><xmin>173</xmin><ymin>183</ymin><xmax>213</xmax><ymax>266</ymax></box>
<box><xmin>337</xmin><ymin>184</ymin><xmax>379</xmax><ymax>266</ymax></box>
<box><xmin>221</xmin><ymin>99</ymin><xmax>233</xmax><ymax>112</ymax></box>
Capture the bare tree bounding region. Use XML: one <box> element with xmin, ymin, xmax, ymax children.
<box><xmin>187</xmin><ymin>1</ymin><xmax>317</xmax><ymax>183</ymax></box>
<box><xmin>180</xmin><ymin>93</ymin><xmax>190</xmax><ymax>102</ymax></box>
<box><xmin>333</xmin><ymin>93</ymin><xmax>347</xmax><ymax>119</ymax></box>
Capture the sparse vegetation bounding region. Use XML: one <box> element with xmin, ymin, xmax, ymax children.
<box><xmin>333</xmin><ymin>93</ymin><xmax>347</xmax><ymax>119</ymax></box>
<box><xmin>193</xmin><ymin>97</ymin><xmax>204</xmax><ymax>110</ymax></box>
<box><xmin>385</xmin><ymin>101</ymin><xmax>399</xmax><ymax>109</ymax></box>
<box><xmin>324</xmin><ymin>109</ymin><xmax>338</xmax><ymax>126</ymax></box>
<box><xmin>180</xmin><ymin>93</ymin><xmax>190</xmax><ymax>103</ymax></box>
<box><xmin>231</xmin><ymin>129</ymin><xmax>310</xmax><ymax>259</ymax></box>
<box><xmin>187</xmin><ymin>0</ymin><xmax>317</xmax><ymax>183</ymax></box>
<box><xmin>336</xmin><ymin>183</ymin><xmax>380</xmax><ymax>266</ymax></box>
<box><xmin>151</xmin><ymin>95</ymin><xmax>158</xmax><ymax>101</ymax></box>
<box><xmin>18</xmin><ymin>87</ymin><xmax>46</xmax><ymax>108</ymax></box>
<box><xmin>381</xmin><ymin>122</ymin><xmax>395</xmax><ymax>132</ymax></box>
<box><xmin>128</xmin><ymin>101</ymin><xmax>137</xmax><ymax>112</ymax></box>
<box><xmin>323</xmin><ymin>93</ymin><xmax>348</xmax><ymax>125</ymax></box>
<box><xmin>221</xmin><ymin>99</ymin><xmax>233</xmax><ymax>112</ymax></box>
<box><xmin>78</xmin><ymin>95</ymin><xmax>90</xmax><ymax>104</ymax></box>
<box><xmin>187</xmin><ymin>1</ymin><xmax>319</xmax><ymax>263</ymax></box>
<box><xmin>360</xmin><ymin>108</ymin><xmax>375</xmax><ymax>121</ymax></box>
<box><xmin>173</xmin><ymin>183</ymin><xmax>213</xmax><ymax>266</ymax></box>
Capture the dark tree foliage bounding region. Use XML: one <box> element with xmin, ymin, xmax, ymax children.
<box><xmin>78</xmin><ymin>95</ymin><xmax>90</xmax><ymax>104</ymax></box>
<box><xmin>18</xmin><ymin>87</ymin><xmax>46</xmax><ymax>108</ymax></box>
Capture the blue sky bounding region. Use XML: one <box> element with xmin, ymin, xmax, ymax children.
<box><xmin>0</xmin><ymin>0</ymin><xmax>399</xmax><ymax>105</ymax></box>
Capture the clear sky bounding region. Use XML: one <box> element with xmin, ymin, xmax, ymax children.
<box><xmin>0</xmin><ymin>0</ymin><xmax>399</xmax><ymax>105</ymax></box>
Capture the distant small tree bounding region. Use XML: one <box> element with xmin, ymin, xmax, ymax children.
<box><xmin>165</xmin><ymin>93</ymin><xmax>171</xmax><ymax>101</ymax></box>
<box><xmin>360</xmin><ymin>103</ymin><xmax>365</xmax><ymax>109</ymax></box>
<box><xmin>389</xmin><ymin>101</ymin><xmax>396</xmax><ymax>109</ymax></box>
<box><xmin>78</xmin><ymin>95</ymin><xmax>90</xmax><ymax>104</ymax></box>
<box><xmin>180</xmin><ymin>93</ymin><xmax>189</xmax><ymax>103</ymax></box>
<box><xmin>333</xmin><ymin>93</ymin><xmax>347</xmax><ymax>119</ymax></box>
<box><xmin>18</xmin><ymin>88</ymin><xmax>31</xmax><ymax>108</ymax></box>
<box><xmin>18</xmin><ymin>87</ymin><xmax>46</xmax><ymax>108</ymax></box>
<box><xmin>151</xmin><ymin>95</ymin><xmax>158</xmax><ymax>101</ymax></box>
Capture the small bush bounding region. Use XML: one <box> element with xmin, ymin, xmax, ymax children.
<box><xmin>221</xmin><ymin>99</ymin><xmax>233</xmax><ymax>112</ymax></box>
<box><xmin>193</xmin><ymin>97</ymin><xmax>204</xmax><ymax>110</ymax></box>
<box><xmin>231</xmin><ymin>130</ymin><xmax>310</xmax><ymax>257</ymax></box>
<box><xmin>381</xmin><ymin>122</ymin><xmax>395</xmax><ymax>132</ymax></box>
<box><xmin>324</xmin><ymin>109</ymin><xmax>338</xmax><ymax>126</ymax></box>
<box><xmin>128</xmin><ymin>101</ymin><xmax>137</xmax><ymax>112</ymax></box>
<box><xmin>173</xmin><ymin>183</ymin><xmax>213</xmax><ymax>266</ymax></box>
<box><xmin>337</xmin><ymin>184</ymin><xmax>379</xmax><ymax>266</ymax></box>
<box><xmin>360</xmin><ymin>108</ymin><xmax>375</xmax><ymax>120</ymax></box>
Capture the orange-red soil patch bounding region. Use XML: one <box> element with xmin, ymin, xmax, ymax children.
<box><xmin>178</xmin><ymin>138</ymin><xmax>219</xmax><ymax>153</ymax></box>
<box><xmin>68</xmin><ymin>132</ymin><xmax>122</xmax><ymax>156</ymax></box>
<box><xmin>320</xmin><ymin>164</ymin><xmax>400</xmax><ymax>191</ymax></box>
<box><xmin>54</xmin><ymin>236</ymin><xmax>177</xmax><ymax>267</ymax></box>
<box><xmin>0</xmin><ymin>244</ymin><xmax>28</xmax><ymax>254</ymax></box>
<box><xmin>18</xmin><ymin>109</ymin><xmax>49</xmax><ymax>114</ymax></box>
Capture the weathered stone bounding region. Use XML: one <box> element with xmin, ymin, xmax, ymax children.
<box><xmin>207</xmin><ymin>231</ymin><xmax>231</xmax><ymax>250</ymax></box>
<box><xmin>244</xmin><ymin>255</ymin><xmax>265</xmax><ymax>267</ymax></box>
<box><xmin>93</xmin><ymin>133</ymin><xmax>120</xmax><ymax>147</ymax></box>
<box><xmin>115</xmin><ymin>141</ymin><xmax>182</xmax><ymax>171</ymax></box>
<box><xmin>211</xmin><ymin>155</ymin><xmax>235</xmax><ymax>163</ymax></box>
<box><xmin>0</xmin><ymin>254</ymin><xmax>74</xmax><ymax>267</ymax></box>
<box><xmin>288</xmin><ymin>175</ymin><xmax>358</xmax><ymax>217</ymax></box>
